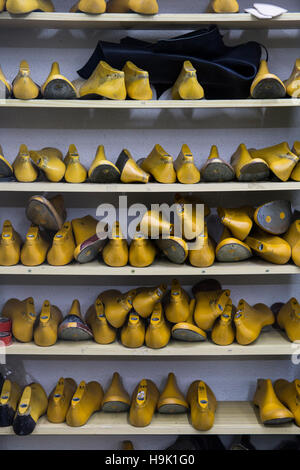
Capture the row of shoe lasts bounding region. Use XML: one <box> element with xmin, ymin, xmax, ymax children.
<box><xmin>1</xmin><ymin>196</ymin><xmax>300</xmax><ymax>267</ymax></box>
<box><xmin>214</xmin><ymin>200</ymin><xmax>300</xmax><ymax>266</ymax></box>
<box><xmin>0</xmin><ymin>0</ymin><xmax>160</xmax><ymax>15</ymax></box>
<box><xmin>1</xmin><ymin>371</ymin><xmax>299</xmax><ymax>436</ymax></box>
<box><xmin>2</xmin><ymin>56</ymin><xmax>300</xmax><ymax>102</ymax></box>
<box><xmin>2</xmin><ymin>279</ymin><xmax>299</xmax><ymax>347</ymax></box>
<box><xmin>0</xmin><ymin>213</ymin><xmax>190</xmax><ymax>267</ymax></box>
<box><xmin>2</xmin><ymin>140</ymin><xmax>300</xmax><ymax>185</ymax></box>
<box><xmin>0</xmin><ymin>190</ymin><xmax>206</xmax><ymax>266</ymax></box>
<box><xmin>0</xmin><ymin>59</ymin><xmax>205</xmax><ymax>102</ymax></box>
<box><xmin>0</xmin><ymin>59</ymin><xmax>151</xmax><ymax>101</ymax></box>
<box><xmin>0</xmin><ymin>0</ymin><xmax>248</xmax><ymax>15</ymax></box>
<box><xmin>0</xmin><ymin>143</ymin><xmax>197</xmax><ymax>184</ymax></box>
<box><xmin>0</xmin><ymin>372</ymin><xmax>218</xmax><ymax>434</ymax></box>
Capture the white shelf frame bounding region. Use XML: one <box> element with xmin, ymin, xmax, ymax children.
<box><xmin>0</xmin><ymin>260</ymin><xmax>299</xmax><ymax>276</ymax></box>
<box><xmin>5</xmin><ymin>330</ymin><xmax>293</xmax><ymax>357</ymax></box>
<box><xmin>0</xmin><ymin>12</ymin><xmax>300</xmax><ymax>30</ymax></box>
<box><xmin>0</xmin><ymin>98</ymin><xmax>299</xmax><ymax>109</ymax></box>
<box><xmin>1</xmin><ymin>11</ymin><xmax>299</xmax><ymax>443</ymax></box>
<box><xmin>0</xmin><ymin>402</ymin><xmax>298</xmax><ymax>435</ymax></box>
<box><xmin>1</xmin><ymin>181</ymin><xmax>300</xmax><ymax>193</ymax></box>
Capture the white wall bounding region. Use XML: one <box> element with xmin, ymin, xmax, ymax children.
<box><xmin>0</xmin><ymin>0</ymin><xmax>300</xmax><ymax>450</ymax></box>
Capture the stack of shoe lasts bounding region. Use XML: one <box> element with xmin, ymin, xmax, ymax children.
<box><xmin>229</xmin><ymin>141</ymin><xmax>300</xmax><ymax>182</ymax></box>
<box><xmin>215</xmin><ymin>206</ymin><xmax>254</xmax><ymax>262</ymax></box>
<box><xmin>0</xmin><ymin>194</ymin><xmax>110</xmax><ymax>267</ymax></box>
<box><xmin>216</xmin><ymin>200</ymin><xmax>294</xmax><ymax>265</ymax></box>
<box><xmin>137</xmin><ymin>193</ymin><xmax>212</xmax><ymax>265</ymax></box>
<box><xmin>165</xmin><ymin>279</ymin><xmax>208</xmax><ymax>343</ymax></box>
<box><xmin>87</xmin><ymin>284</ymin><xmax>171</xmax><ymax>349</ymax></box>
<box><xmin>245</xmin><ymin>200</ymin><xmax>292</xmax><ymax>265</ymax></box>
<box><xmin>169</xmin><ymin>278</ymin><xmax>276</xmax><ymax>347</ymax></box>
<box><xmin>1</xmin><ymin>296</ymin><xmax>93</xmax><ymax>345</ymax></box>
<box><xmin>96</xmin><ymin>284</ymin><xmax>171</xmax><ymax>349</ymax></box>
<box><xmin>76</xmin><ymin>26</ymin><xmax>262</xmax><ymax>100</ymax></box>
<box><xmin>253</xmin><ymin>378</ymin><xmax>300</xmax><ymax>427</ymax></box>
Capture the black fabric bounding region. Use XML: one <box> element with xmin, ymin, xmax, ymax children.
<box><xmin>77</xmin><ymin>26</ymin><xmax>262</xmax><ymax>100</ymax></box>
<box><xmin>166</xmin><ymin>435</ymin><xmax>226</xmax><ymax>451</ymax></box>
<box><xmin>230</xmin><ymin>435</ymin><xmax>256</xmax><ymax>450</ymax></box>
<box><xmin>122</xmin><ymin>26</ymin><xmax>227</xmax><ymax>58</ymax></box>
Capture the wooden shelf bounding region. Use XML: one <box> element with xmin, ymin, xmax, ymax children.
<box><xmin>0</xmin><ymin>260</ymin><xmax>299</xmax><ymax>277</ymax></box>
<box><xmin>1</xmin><ymin>181</ymin><xmax>300</xmax><ymax>193</ymax></box>
<box><xmin>0</xmin><ymin>12</ymin><xmax>300</xmax><ymax>30</ymax></box>
<box><xmin>0</xmin><ymin>98</ymin><xmax>299</xmax><ymax>109</ymax></box>
<box><xmin>5</xmin><ymin>330</ymin><xmax>292</xmax><ymax>357</ymax></box>
<box><xmin>0</xmin><ymin>402</ymin><xmax>298</xmax><ymax>435</ymax></box>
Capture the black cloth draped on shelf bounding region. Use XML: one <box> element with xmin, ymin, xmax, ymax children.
<box><xmin>77</xmin><ymin>26</ymin><xmax>263</xmax><ymax>100</ymax></box>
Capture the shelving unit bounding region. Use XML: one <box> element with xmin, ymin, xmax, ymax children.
<box><xmin>0</xmin><ymin>402</ymin><xmax>298</xmax><ymax>435</ymax></box>
<box><xmin>0</xmin><ymin>12</ymin><xmax>300</xmax><ymax>30</ymax></box>
<box><xmin>0</xmin><ymin>182</ymin><xmax>300</xmax><ymax>193</ymax></box>
<box><xmin>1</xmin><ymin>98</ymin><xmax>299</xmax><ymax>109</ymax></box>
<box><xmin>1</xmin><ymin>260</ymin><xmax>299</xmax><ymax>276</ymax></box>
<box><xmin>4</xmin><ymin>330</ymin><xmax>293</xmax><ymax>357</ymax></box>
<box><xmin>1</xmin><ymin>3</ymin><xmax>299</xmax><ymax>447</ymax></box>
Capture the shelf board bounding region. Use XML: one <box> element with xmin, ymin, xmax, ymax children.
<box><xmin>5</xmin><ymin>330</ymin><xmax>292</xmax><ymax>357</ymax></box>
<box><xmin>0</xmin><ymin>260</ymin><xmax>299</xmax><ymax>276</ymax></box>
<box><xmin>0</xmin><ymin>98</ymin><xmax>299</xmax><ymax>109</ymax></box>
<box><xmin>0</xmin><ymin>402</ymin><xmax>298</xmax><ymax>435</ymax></box>
<box><xmin>1</xmin><ymin>181</ymin><xmax>300</xmax><ymax>193</ymax></box>
<box><xmin>0</xmin><ymin>12</ymin><xmax>300</xmax><ymax>30</ymax></box>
